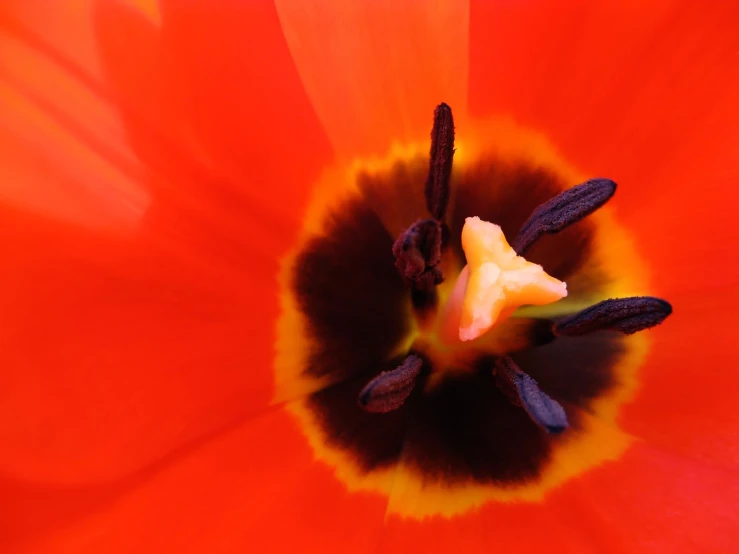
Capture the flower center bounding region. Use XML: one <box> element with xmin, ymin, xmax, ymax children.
<box><xmin>275</xmin><ymin>104</ymin><xmax>671</xmax><ymax>518</ymax></box>
<box><xmin>357</xmin><ymin>104</ymin><xmax>672</xmax><ymax>436</ymax></box>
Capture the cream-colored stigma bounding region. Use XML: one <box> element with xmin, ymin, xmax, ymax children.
<box><xmin>449</xmin><ymin>216</ymin><xmax>567</xmax><ymax>342</ymax></box>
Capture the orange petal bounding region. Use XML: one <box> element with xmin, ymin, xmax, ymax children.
<box><xmin>93</xmin><ymin>0</ymin><xmax>333</xmax><ymax>232</ymax></box>
<box><xmin>0</xmin><ymin>205</ymin><xmax>276</xmax><ymax>485</ymax></box>
<box><xmin>1</xmin><ymin>408</ymin><xmax>388</xmax><ymax>553</ymax></box>
<box><xmin>149</xmin><ymin>0</ymin><xmax>333</xmax><ymax>213</ymax></box>
<box><xmin>380</xmin><ymin>506</ymin><xmax>602</xmax><ymax>554</ymax></box>
<box><xmin>2</xmin><ymin>0</ymin><xmax>106</xmax><ymax>81</ymax></box>
<box><xmin>468</xmin><ymin>0</ymin><xmax>739</xmax><ymax>294</ymax></box>
<box><xmin>0</xmin><ymin>0</ymin><xmax>333</xmax><ymax>485</ymax></box>
<box><xmin>0</xmin><ymin>1</ymin><xmax>149</xmax><ymax>230</ymax></box>
<box><xmin>621</xmin><ymin>287</ymin><xmax>739</xmax><ymax>469</ymax></box>
<box><xmin>558</xmin><ymin>442</ymin><xmax>739</xmax><ymax>553</ymax></box>
<box><xmin>275</xmin><ymin>0</ymin><xmax>470</xmax><ymax>159</ymax></box>
<box><xmin>378</xmin><ymin>440</ymin><xmax>739</xmax><ymax>554</ymax></box>
<box><xmin>379</xmin><ymin>460</ymin><xmax>607</xmax><ymax>554</ymax></box>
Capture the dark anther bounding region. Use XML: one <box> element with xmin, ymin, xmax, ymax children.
<box><xmin>425</xmin><ymin>103</ymin><xmax>455</xmax><ymax>220</ymax></box>
<box><xmin>358</xmin><ymin>355</ymin><xmax>424</xmax><ymax>413</ymax></box>
<box><xmin>555</xmin><ymin>296</ymin><xmax>673</xmax><ymax>336</ymax></box>
<box><xmin>494</xmin><ymin>356</ymin><xmax>568</xmax><ymax>434</ymax></box>
<box><xmin>392</xmin><ymin>219</ymin><xmax>444</xmax><ymax>292</ymax></box>
<box><xmin>513</xmin><ymin>178</ymin><xmax>617</xmax><ymax>255</ymax></box>
<box><xmin>393</xmin><ymin>104</ymin><xmax>453</xmax><ymax>293</ymax></box>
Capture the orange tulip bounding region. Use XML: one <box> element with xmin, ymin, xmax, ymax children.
<box><xmin>1</xmin><ymin>1</ymin><xmax>738</xmax><ymax>553</ymax></box>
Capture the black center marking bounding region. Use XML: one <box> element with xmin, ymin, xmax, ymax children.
<box><xmin>291</xmin><ymin>155</ymin><xmax>626</xmax><ymax>486</ymax></box>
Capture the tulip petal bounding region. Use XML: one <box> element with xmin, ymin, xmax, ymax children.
<box><xmin>0</xmin><ymin>0</ymin><xmax>334</xmax><ymax>485</ymax></box>
<box><xmin>377</xmin><ymin>434</ymin><xmax>739</xmax><ymax>554</ymax></box>
<box><xmin>93</xmin><ymin>0</ymin><xmax>333</xmax><ymax>236</ymax></box>
<box><xmin>4</xmin><ymin>1</ymin><xmax>736</xmax><ymax>551</ymax></box>
<box><xmin>0</xmin><ymin>407</ymin><xmax>388</xmax><ymax>553</ymax></box>
<box><xmin>621</xmin><ymin>286</ymin><xmax>739</xmax><ymax>469</ymax></box>
<box><xmin>275</xmin><ymin>0</ymin><xmax>470</xmax><ymax>159</ymax></box>
<box><xmin>0</xmin><ymin>204</ymin><xmax>277</xmax><ymax>484</ymax></box>
<box><xmin>558</xmin><ymin>442</ymin><xmax>739</xmax><ymax>554</ymax></box>
<box><xmin>0</xmin><ymin>2</ymin><xmax>149</xmax><ymax>230</ymax></box>
<box><xmin>144</xmin><ymin>0</ymin><xmax>333</xmax><ymax>216</ymax></box>
<box><xmin>468</xmin><ymin>0</ymin><xmax>739</xmax><ymax>294</ymax></box>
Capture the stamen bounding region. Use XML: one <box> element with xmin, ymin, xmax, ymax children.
<box><xmin>392</xmin><ymin>103</ymin><xmax>454</xmax><ymax>295</ymax></box>
<box><xmin>392</xmin><ymin>219</ymin><xmax>444</xmax><ymax>292</ymax></box>
<box><xmin>513</xmin><ymin>178</ymin><xmax>617</xmax><ymax>255</ymax></box>
<box><xmin>494</xmin><ymin>356</ymin><xmax>568</xmax><ymax>434</ymax></box>
<box><xmin>358</xmin><ymin>355</ymin><xmax>424</xmax><ymax>413</ymax></box>
<box><xmin>555</xmin><ymin>296</ymin><xmax>672</xmax><ymax>336</ymax></box>
<box><xmin>425</xmin><ymin>103</ymin><xmax>455</xmax><ymax>220</ymax></box>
